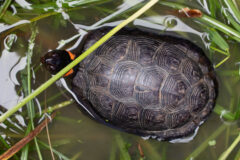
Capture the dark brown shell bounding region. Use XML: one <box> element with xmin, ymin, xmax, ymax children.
<box><xmin>72</xmin><ymin>27</ymin><xmax>218</xmax><ymax>141</ymax></box>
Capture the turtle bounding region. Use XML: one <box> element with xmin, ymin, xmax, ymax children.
<box><xmin>41</xmin><ymin>27</ymin><xmax>218</xmax><ymax>141</ymax></box>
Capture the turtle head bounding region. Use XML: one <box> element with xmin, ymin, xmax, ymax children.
<box><xmin>41</xmin><ymin>50</ymin><xmax>76</xmax><ymax>76</ymax></box>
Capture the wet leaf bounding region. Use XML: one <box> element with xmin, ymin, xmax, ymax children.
<box><xmin>222</xmin><ymin>8</ymin><xmax>240</xmax><ymax>32</ymax></box>
<box><xmin>208</xmin><ymin>28</ymin><xmax>229</xmax><ymax>52</ymax></box>
<box><xmin>207</xmin><ymin>0</ymin><xmax>221</xmax><ymax>18</ymax></box>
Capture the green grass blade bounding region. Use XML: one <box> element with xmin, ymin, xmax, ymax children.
<box><xmin>210</xmin><ymin>46</ymin><xmax>229</xmax><ymax>56</ymax></box>
<box><xmin>214</xmin><ymin>104</ymin><xmax>235</xmax><ymax>121</ymax></box>
<box><xmin>207</xmin><ymin>0</ymin><xmax>221</xmax><ymax>18</ymax></box>
<box><xmin>0</xmin><ymin>135</ymin><xmax>11</xmax><ymax>149</ymax></box>
<box><xmin>0</xmin><ymin>135</ymin><xmax>19</xmax><ymax>160</ymax></box>
<box><xmin>62</xmin><ymin>0</ymin><xmax>110</xmax><ymax>7</ymax></box>
<box><xmin>200</xmin><ymin>15</ymin><xmax>240</xmax><ymax>42</ymax></box>
<box><xmin>222</xmin><ymin>0</ymin><xmax>240</xmax><ymax>24</ymax></box>
<box><xmin>42</xmin><ymin>99</ymin><xmax>73</xmax><ymax>115</ymax></box>
<box><xmin>115</xmin><ymin>134</ymin><xmax>131</xmax><ymax>160</ymax></box>
<box><xmin>71</xmin><ymin>152</ymin><xmax>82</xmax><ymax>160</ymax></box>
<box><xmin>33</xmin><ymin>138</ymin><xmax>42</xmax><ymax>160</ymax></box>
<box><xmin>217</xmin><ymin>70</ymin><xmax>239</xmax><ymax>76</ymax></box>
<box><xmin>214</xmin><ymin>56</ymin><xmax>230</xmax><ymax>68</ymax></box>
<box><xmin>234</xmin><ymin>147</ymin><xmax>240</xmax><ymax>160</ymax></box>
<box><xmin>26</xmin><ymin>26</ymin><xmax>42</xmax><ymax>160</ymax></box>
<box><xmin>20</xmin><ymin>122</ymin><xmax>31</xmax><ymax>160</ymax></box>
<box><xmin>222</xmin><ymin>9</ymin><xmax>240</xmax><ymax>32</ymax></box>
<box><xmin>208</xmin><ymin>28</ymin><xmax>229</xmax><ymax>52</ymax></box>
<box><xmin>26</xmin><ymin>27</ymin><xmax>37</xmax><ymax>123</ymax></box>
<box><xmin>1</xmin><ymin>10</ymin><xmax>23</xmax><ymax>24</ymax></box>
<box><xmin>141</xmin><ymin>140</ymin><xmax>162</xmax><ymax>160</ymax></box>
<box><xmin>234</xmin><ymin>100</ymin><xmax>240</xmax><ymax>119</ymax></box>
<box><xmin>219</xmin><ymin>133</ymin><xmax>240</xmax><ymax>160</ymax></box>
<box><xmin>19</xmin><ymin>26</ymin><xmax>42</xmax><ymax>160</ymax></box>
<box><xmin>185</xmin><ymin>124</ymin><xmax>227</xmax><ymax>160</ymax></box>
<box><xmin>0</xmin><ymin>0</ymin><xmax>12</xmax><ymax>19</ymax></box>
<box><xmin>38</xmin><ymin>140</ymin><xmax>70</xmax><ymax>160</ymax></box>
<box><xmin>109</xmin><ymin>141</ymin><xmax>117</xmax><ymax>160</ymax></box>
<box><xmin>0</xmin><ymin>0</ymin><xmax>158</xmax><ymax>123</ymax></box>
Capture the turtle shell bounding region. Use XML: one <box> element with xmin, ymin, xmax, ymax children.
<box><xmin>71</xmin><ymin>27</ymin><xmax>218</xmax><ymax>141</ymax></box>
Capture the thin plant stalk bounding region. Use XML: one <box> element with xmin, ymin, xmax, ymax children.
<box><xmin>20</xmin><ymin>123</ymin><xmax>31</xmax><ymax>160</ymax></box>
<box><xmin>0</xmin><ymin>0</ymin><xmax>158</xmax><ymax>123</ymax></box>
<box><xmin>214</xmin><ymin>104</ymin><xmax>235</xmax><ymax>121</ymax></box>
<box><xmin>26</xmin><ymin>26</ymin><xmax>42</xmax><ymax>160</ymax></box>
<box><xmin>219</xmin><ymin>133</ymin><xmax>240</xmax><ymax>160</ymax></box>
<box><xmin>41</xmin><ymin>99</ymin><xmax>73</xmax><ymax>115</ymax></box>
<box><xmin>38</xmin><ymin>140</ymin><xmax>70</xmax><ymax>160</ymax></box>
<box><xmin>71</xmin><ymin>152</ymin><xmax>82</xmax><ymax>160</ymax></box>
<box><xmin>115</xmin><ymin>134</ymin><xmax>131</xmax><ymax>160</ymax></box>
<box><xmin>185</xmin><ymin>124</ymin><xmax>227</xmax><ymax>160</ymax></box>
<box><xmin>215</xmin><ymin>56</ymin><xmax>230</xmax><ymax>68</ymax></box>
<box><xmin>0</xmin><ymin>0</ymin><xmax>12</xmax><ymax>19</ymax></box>
<box><xmin>222</xmin><ymin>8</ymin><xmax>240</xmax><ymax>32</ymax></box>
<box><xmin>0</xmin><ymin>135</ymin><xmax>19</xmax><ymax>160</ymax></box>
<box><xmin>44</xmin><ymin>77</ymin><xmax>55</xmax><ymax>160</ymax></box>
<box><xmin>109</xmin><ymin>141</ymin><xmax>117</xmax><ymax>160</ymax></box>
<box><xmin>200</xmin><ymin>15</ymin><xmax>240</xmax><ymax>42</ymax></box>
<box><xmin>234</xmin><ymin>147</ymin><xmax>240</xmax><ymax>160</ymax></box>
<box><xmin>141</xmin><ymin>140</ymin><xmax>162</xmax><ymax>160</ymax></box>
<box><xmin>44</xmin><ymin>117</ymin><xmax>55</xmax><ymax>160</ymax></box>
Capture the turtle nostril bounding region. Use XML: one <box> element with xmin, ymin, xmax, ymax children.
<box><xmin>40</xmin><ymin>56</ymin><xmax>46</xmax><ymax>64</ymax></box>
<box><xmin>52</xmin><ymin>53</ymin><xmax>59</xmax><ymax>58</ymax></box>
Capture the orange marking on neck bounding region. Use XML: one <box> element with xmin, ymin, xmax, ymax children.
<box><xmin>66</xmin><ymin>51</ymin><xmax>76</xmax><ymax>60</ymax></box>
<box><xmin>64</xmin><ymin>69</ymin><xmax>74</xmax><ymax>77</ymax></box>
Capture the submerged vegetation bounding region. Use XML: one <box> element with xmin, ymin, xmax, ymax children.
<box><xmin>0</xmin><ymin>0</ymin><xmax>239</xmax><ymax>159</ymax></box>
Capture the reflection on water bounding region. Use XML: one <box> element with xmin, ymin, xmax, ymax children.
<box><xmin>0</xmin><ymin>35</ymin><xmax>26</xmax><ymax>109</ymax></box>
<box><xmin>15</xmin><ymin>0</ymin><xmax>32</xmax><ymax>10</ymax></box>
<box><xmin>0</xmin><ymin>0</ymin><xmax>240</xmax><ymax>160</ymax></box>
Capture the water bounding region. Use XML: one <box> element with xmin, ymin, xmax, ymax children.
<box><xmin>0</xmin><ymin>0</ymin><xmax>240</xmax><ymax>159</ymax></box>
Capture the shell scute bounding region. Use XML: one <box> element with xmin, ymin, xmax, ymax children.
<box><xmin>155</xmin><ymin>44</ymin><xmax>186</xmax><ymax>73</ymax></box>
<box><xmin>141</xmin><ymin>109</ymin><xmax>167</xmax><ymax>130</ymax></box>
<box><xmin>135</xmin><ymin>66</ymin><xmax>167</xmax><ymax>106</ymax></box>
<box><xmin>112</xmin><ymin>102</ymin><xmax>141</xmax><ymax>129</ymax></box>
<box><xmin>110</xmin><ymin>61</ymin><xmax>141</xmax><ymax>99</ymax></box>
<box><xmin>180</xmin><ymin>59</ymin><xmax>203</xmax><ymax>84</ymax></box>
<box><xmin>188</xmin><ymin>82</ymin><xmax>209</xmax><ymax>113</ymax></box>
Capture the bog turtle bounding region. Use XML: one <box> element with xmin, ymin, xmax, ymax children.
<box><xmin>41</xmin><ymin>27</ymin><xmax>218</xmax><ymax>141</ymax></box>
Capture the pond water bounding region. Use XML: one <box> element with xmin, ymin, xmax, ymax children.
<box><xmin>0</xmin><ymin>0</ymin><xmax>240</xmax><ymax>160</ymax></box>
